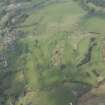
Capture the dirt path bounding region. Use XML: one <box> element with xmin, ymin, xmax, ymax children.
<box><xmin>77</xmin><ymin>82</ymin><xmax>105</xmax><ymax>105</ymax></box>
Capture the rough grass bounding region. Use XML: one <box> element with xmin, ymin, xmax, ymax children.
<box><xmin>80</xmin><ymin>15</ymin><xmax>105</xmax><ymax>33</ymax></box>
<box><xmin>2</xmin><ymin>0</ymin><xmax>105</xmax><ymax>105</ymax></box>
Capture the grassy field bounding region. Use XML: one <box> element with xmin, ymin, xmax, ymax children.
<box><xmin>80</xmin><ymin>15</ymin><xmax>105</xmax><ymax>33</ymax></box>
<box><xmin>1</xmin><ymin>0</ymin><xmax>105</xmax><ymax>105</ymax></box>
<box><xmin>14</xmin><ymin>0</ymin><xmax>105</xmax><ymax>105</ymax></box>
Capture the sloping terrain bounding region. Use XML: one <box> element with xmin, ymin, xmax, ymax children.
<box><xmin>77</xmin><ymin>81</ymin><xmax>105</xmax><ymax>105</ymax></box>
<box><xmin>0</xmin><ymin>0</ymin><xmax>105</xmax><ymax>105</ymax></box>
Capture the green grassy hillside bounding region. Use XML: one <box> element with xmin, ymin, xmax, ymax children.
<box><xmin>1</xmin><ymin>0</ymin><xmax>105</xmax><ymax>105</ymax></box>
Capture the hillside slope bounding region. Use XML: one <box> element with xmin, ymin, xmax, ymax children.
<box><xmin>0</xmin><ymin>0</ymin><xmax>105</xmax><ymax>105</ymax></box>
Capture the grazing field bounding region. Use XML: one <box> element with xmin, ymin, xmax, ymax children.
<box><xmin>1</xmin><ymin>0</ymin><xmax>105</xmax><ymax>105</ymax></box>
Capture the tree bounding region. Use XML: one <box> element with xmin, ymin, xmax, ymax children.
<box><xmin>75</xmin><ymin>0</ymin><xmax>105</xmax><ymax>13</ymax></box>
<box><xmin>0</xmin><ymin>0</ymin><xmax>32</xmax><ymax>105</ymax></box>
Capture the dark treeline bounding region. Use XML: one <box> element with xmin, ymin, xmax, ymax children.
<box><xmin>74</xmin><ymin>0</ymin><xmax>105</xmax><ymax>13</ymax></box>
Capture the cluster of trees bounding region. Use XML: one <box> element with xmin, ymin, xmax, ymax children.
<box><xmin>74</xmin><ymin>0</ymin><xmax>105</xmax><ymax>13</ymax></box>
<box><xmin>0</xmin><ymin>0</ymin><xmax>32</xmax><ymax>105</ymax></box>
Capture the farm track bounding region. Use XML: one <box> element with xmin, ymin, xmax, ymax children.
<box><xmin>77</xmin><ymin>84</ymin><xmax>105</xmax><ymax>105</ymax></box>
